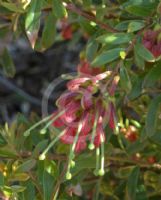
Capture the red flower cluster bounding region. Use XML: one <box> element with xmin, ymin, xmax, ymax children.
<box><xmin>143</xmin><ymin>29</ymin><xmax>161</xmax><ymax>58</ymax></box>
<box><xmin>52</xmin><ymin>71</ymin><xmax>116</xmax><ymax>153</ymax></box>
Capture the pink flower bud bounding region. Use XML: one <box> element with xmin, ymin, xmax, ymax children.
<box><xmin>67</xmin><ymin>77</ymin><xmax>90</xmax><ymax>91</ymax></box>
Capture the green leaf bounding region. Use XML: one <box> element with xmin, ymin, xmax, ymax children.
<box><xmin>91</xmin><ymin>48</ymin><xmax>124</xmax><ymax>66</ymax></box>
<box><xmin>125</xmin><ymin>5</ymin><xmax>155</xmax><ymax>17</ymax></box>
<box><xmin>145</xmin><ymin>94</ymin><xmax>161</xmax><ymax>137</ymax></box>
<box><xmin>115</xmin><ymin>20</ymin><xmax>145</xmax><ymax>31</ymax></box>
<box><xmin>135</xmin><ymin>185</ymin><xmax>148</xmax><ymax>200</ymax></box>
<box><xmin>44</xmin><ymin>160</ymin><xmax>59</xmax><ymax>177</ymax></box>
<box><xmin>0</xmin><ymin>48</ymin><xmax>16</xmax><ymax>77</ymax></box>
<box><xmin>32</xmin><ymin>139</ymin><xmax>48</xmax><ymax>157</ymax></box>
<box><xmin>52</xmin><ymin>0</ymin><xmax>67</xmax><ymax>18</ymax></box>
<box><xmin>127</xmin><ymin>140</ymin><xmax>148</xmax><ymax>154</ymax></box>
<box><xmin>79</xmin><ymin>16</ymin><xmax>96</xmax><ymax>35</ymax></box>
<box><xmin>23</xmin><ymin>180</ymin><xmax>36</xmax><ymax>200</ymax></box>
<box><xmin>16</xmin><ymin>159</ymin><xmax>36</xmax><ymax>173</ymax></box>
<box><xmin>97</xmin><ymin>33</ymin><xmax>133</xmax><ymax>45</ymax></box>
<box><xmin>0</xmin><ymin>2</ymin><xmax>24</xmax><ymax>13</ymax></box>
<box><xmin>0</xmin><ymin>133</ymin><xmax>7</xmax><ymax>146</ymax></box>
<box><xmin>126</xmin><ymin>166</ymin><xmax>140</xmax><ymax>200</ymax></box>
<box><xmin>71</xmin><ymin>155</ymin><xmax>95</xmax><ymax>176</ymax></box>
<box><xmin>86</xmin><ymin>38</ymin><xmax>99</xmax><ymax>62</ymax></box>
<box><xmin>134</xmin><ymin>43</ymin><xmax>155</xmax><ymax>62</ymax></box>
<box><xmin>0</xmin><ymin>146</ymin><xmax>17</xmax><ymax>158</ymax></box>
<box><xmin>25</xmin><ymin>0</ymin><xmax>43</xmax><ymax>49</ymax></box>
<box><xmin>43</xmin><ymin>171</ymin><xmax>55</xmax><ymax>200</ymax></box>
<box><xmin>134</xmin><ymin>48</ymin><xmax>145</xmax><ymax>69</ymax></box>
<box><xmin>0</xmin><ymin>172</ymin><xmax>4</xmax><ymax>187</ymax></box>
<box><xmin>11</xmin><ymin>185</ymin><xmax>26</xmax><ymax>193</ymax></box>
<box><xmin>150</xmin><ymin>131</ymin><xmax>161</xmax><ymax>147</ymax></box>
<box><xmin>119</xmin><ymin>64</ymin><xmax>132</xmax><ymax>93</ymax></box>
<box><xmin>41</xmin><ymin>13</ymin><xmax>57</xmax><ymax>50</ymax></box>
<box><xmin>115</xmin><ymin>21</ymin><xmax>130</xmax><ymax>31</ymax></box>
<box><xmin>116</xmin><ymin>166</ymin><xmax>134</xmax><ymax>179</ymax></box>
<box><xmin>143</xmin><ymin>63</ymin><xmax>161</xmax><ymax>88</ymax></box>
<box><xmin>10</xmin><ymin>173</ymin><xmax>30</xmax><ymax>182</ymax></box>
<box><xmin>128</xmin><ymin>77</ymin><xmax>143</xmax><ymax>100</ymax></box>
<box><xmin>128</xmin><ymin>21</ymin><xmax>145</xmax><ymax>32</ymax></box>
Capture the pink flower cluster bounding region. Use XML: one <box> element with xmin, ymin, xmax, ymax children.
<box><xmin>52</xmin><ymin>63</ymin><xmax>116</xmax><ymax>153</ymax></box>
<box><xmin>143</xmin><ymin>29</ymin><xmax>161</xmax><ymax>58</ymax></box>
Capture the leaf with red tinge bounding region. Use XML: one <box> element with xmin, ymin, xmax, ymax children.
<box><xmin>25</xmin><ymin>0</ymin><xmax>43</xmax><ymax>49</ymax></box>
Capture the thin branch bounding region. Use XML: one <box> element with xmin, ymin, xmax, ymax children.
<box><xmin>0</xmin><ymin>74</ymin><xmax>41</xmax><ymax>106</ymax></box>
<box><xmin>64</xmin><ymin>3</ymin><xmax>119</xmax><ymax>33</ymax></box>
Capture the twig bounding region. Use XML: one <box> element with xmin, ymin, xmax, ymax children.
<box><xmin>0</xmin><ymin>74</ymin><xmax>41</xmax><ymax>106</ymax></box>
<box><xmin>64</xmin><ymin>3</ymin><xmax>119</xmax><ymax>33</ymax></box>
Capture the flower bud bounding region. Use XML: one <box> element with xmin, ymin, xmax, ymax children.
<box><xmin>66</xmin><ymin>172</ymin><xmax>72</xmax><ymax>180</ymax></box>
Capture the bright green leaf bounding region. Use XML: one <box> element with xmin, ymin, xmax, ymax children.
<box><xmin>52</xmin><ymin>0</ymin><xmax>67</xmax><ymax>18</ymax></box>
<box><xmin>44</xmin><ymin>160</ymin><xmax>59</xmax><ymax>177</ymax></box>
<box><xmin>128</xmin><ymin>21</ymin><xmax>145</xmax><ymax>32</ymax></box>
<box><xmin>92</xmin><ymin>48</ymin><xmax>124</xmax><ymax>66</ymax></box>
<box><xmin>0</xmin><ymin>2</ymin><xmax>24</xmax><ymax>13</ymax></box>
<box><xmin>97</xmin><ymin>33</ymin><xmax>133</xmax><ymax>45</ymax></box>
<box><xmin>41</xmin><ymin>13</ymin><xmax>57</xmax><ymax>50</ymax></box>
<box><xmin>25</xmin><ymin>0</ymin><xmax>43</xmax><ymax>48</ymax></box>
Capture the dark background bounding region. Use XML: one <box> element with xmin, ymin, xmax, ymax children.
<box><xmin>0</xmin><ymin>38</ymin><xmax>84</xmax><ymax>123</ymax></box>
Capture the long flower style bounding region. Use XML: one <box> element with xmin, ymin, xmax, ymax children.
<box><xmin>24</xmin><ymin>62</ymin><xmax>118</xmax><ymax>179</ymax></box>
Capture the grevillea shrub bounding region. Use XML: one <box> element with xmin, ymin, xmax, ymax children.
<box><xmin>0</xmin><ymin>0</ymin><xmax>161</xmax><ymax>199</ymax></box>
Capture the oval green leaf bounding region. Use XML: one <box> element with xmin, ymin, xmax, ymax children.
<box><xmin>25</xmin><ymin>0</ymin><xmax>43</xmax><ymax>49</ymax></box>
<box><xmin>145</xmin><ymin>94</ymin><xmax>161</xmax><ymax>137</ymax></box>
<box><xmin>97</xmin><ymin>33</ymin><xmax>133</xmax><ymax>45</ymax></box>
<box><xmin>91</xmin><ymin>48</ymin><xmax>124</xmax><ymax>66</ymax></box>
<box><xmin>134</xmin><ymin>43</ymin><xmax>155</xmax><ymax>62</ymax></box>
<box><xmin>52</xmin><ymin>0</ymin><xmax>67</xmax><ymax>18</ymax></box>
<box><xmin>143</xmin><ymin>63</ymin><xmax>161</xmax><ymax>88</ymax></box>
